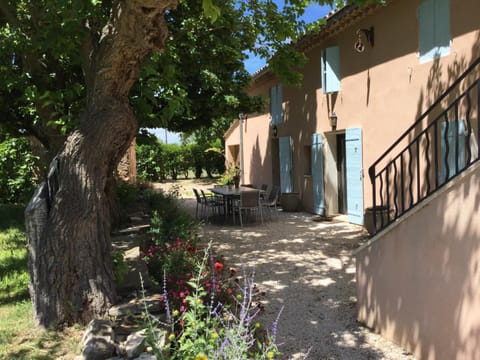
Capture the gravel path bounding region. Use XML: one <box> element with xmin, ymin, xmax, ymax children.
<box><xmin>196</xmin><ymin>210</ymin><xmax>415</xmax><ymax>360</ymax></box>
<box><xmin>156</xmin><ymin>180</ymin><xmax>415</xmax><ymax>359</ymax></box>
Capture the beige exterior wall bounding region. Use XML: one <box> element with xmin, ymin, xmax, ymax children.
<box><xmin>224</xmin><ymin>114</ymin><xmax>273</xmax><ymax>187</ymax></box>
<box><xmin>355</xmin><ymin>162</ymin><xmax>480</xmax><ymax>360</ymax></box>
<box><xmin>225</xmin><ymin>0</ymin><xmax>480</xmax><ymax>218</ymax></box>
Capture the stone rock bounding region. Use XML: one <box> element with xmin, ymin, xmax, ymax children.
<box><xmin>124</xmin><ymin>329</ymin><xmax>147</xmax><ymax>359</ymax></box>
<box><xmin>134</xmin><ymin>353</ymin><xmax>157</xmax><ymax>360</ymax></box>
<box><xmin>109</xmin><ymin>294</ymin><xmax>163</xmax><ymax>318</ymax></box>
<box><xmin>81</xmin><ymin>319</ymin><xmax>116</xmax><ymax>360</ymax></box>
<box><xmin>116</xmin><ymin>224</ymin><xmax>150</xmax><ymax>236</ymax></box>
<box><xmin>109</xmin><ymin>302</ymin><xmax>142</xmax><ymax>317</ymax></box>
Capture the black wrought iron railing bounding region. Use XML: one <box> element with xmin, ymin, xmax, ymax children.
<box><xmin>368</xmin><ymin>57</ymin><xmax>480</xmax><ymax>235</ymax></box>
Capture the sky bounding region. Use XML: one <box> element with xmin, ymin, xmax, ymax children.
<box><xmin>243</xmin><ymin>3</ymin><xmax>333</xmax><ymax>74</ymax></box>
<box><xmin>151</xmin><ymin>3</ymin><xmax>334</xmax><ymax>143</ymax></box>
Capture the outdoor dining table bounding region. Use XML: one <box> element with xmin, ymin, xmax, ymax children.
<box><xmin>207</xmin><ymin>186</ymin><xmax>264</xmax><ymax>221</ymax></box>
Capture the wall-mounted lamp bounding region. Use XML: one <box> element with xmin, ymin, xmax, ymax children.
<box><xmin>272</xmin><ymin>125</ymin><xmax>278</xmax><ymax>137</ymax></box>
<box><xmin>355</xmin><ymin>27</ymin><xmax>374</xmax><ymax>53</ymax></box>
<box><xmin>329</xmin><ymin>112</ymin><xmax>338</xmax><ymax>130</ymax></box>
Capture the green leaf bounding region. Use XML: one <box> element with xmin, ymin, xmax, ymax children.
<box><xmin>202</xmin><ymin>0</ymin><xmax>221</xmax><ymax>22</ymax></box>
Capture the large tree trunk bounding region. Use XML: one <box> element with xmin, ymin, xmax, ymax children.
<box><xmin>25</xmin><ymin>0</ymin><xmax>177</xmax><ymax>329</ymax></box>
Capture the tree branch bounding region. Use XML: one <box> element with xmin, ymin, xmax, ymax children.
<box><xmin>87</xmin><ymin>0</ymin><xmax>178</xmax><ymax>102</ymax></box>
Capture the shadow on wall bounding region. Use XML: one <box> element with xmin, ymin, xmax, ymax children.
<box><xmin>358</xmin><ymin>162</ymin><xmax>480</xmax><ymax>359</ymax></box>
<box><xmin>372</xmin><ymin>31</ymin><xmax>480</xmax><ymax>224</ymax></box>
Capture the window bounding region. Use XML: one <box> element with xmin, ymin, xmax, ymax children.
<box><xmin>270</xmin><ymin>84</ymin><xmax>283</xmax><ymax>125</ymax></box>
<box><xmin>440</xmin><ymin>120</ymin><xmax>466</xmax><ymax>183</ymax></box>
<box><xmin>321</xmin><ymin>46</ymin><xmax>341</xmax><ymax>93</ymax></box>
<box><xmin>418</xmin><ymin>0</ymin><xmax>450</xmax><ymax>63</ymax></box>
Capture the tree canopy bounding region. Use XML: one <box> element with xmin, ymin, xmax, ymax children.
<box><xmin>0</xmin><ymin>0</ymin><xmax>302</xmax><ymax>160</ymax></box>
<box><xmin>0</xmin><ymin>0</ymin><xmax>381</xmax><ymax>160</ymax></box>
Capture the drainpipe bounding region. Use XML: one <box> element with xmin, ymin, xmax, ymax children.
<box><xmin>239</xmin><ymin>113</ymin><xmax>245</xmax><ymax>184</ymax></box>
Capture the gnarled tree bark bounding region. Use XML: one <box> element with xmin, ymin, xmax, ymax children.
<box><xmin>25</xmin><ymin>0</ymin><xmax>177</xmax><ymax>328</ymax></box>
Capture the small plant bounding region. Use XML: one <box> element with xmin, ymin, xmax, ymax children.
<box><xmin>144</xmin><ymin>188</ymin><xmax>198</xmax><ymax>237</ymax></box>
<box><xmin>217</xmin><ymin>163</ymin><xmax>241</xmax><ymax>186</ymax></box>
<box><xmin>141</xmin><ymin>244</ymin><xmax>279</xmax><ymax>360</ymax></box>
<box><xmin>112</xmin><ymin>250</ymin><xmax>129</xmax><ymax>284</ymax></box>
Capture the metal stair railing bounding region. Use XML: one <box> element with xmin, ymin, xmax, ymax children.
<box><xmin>368</xmin><ymin>57</ymin><xmax>480</xmax><ymax>235</ymax></box>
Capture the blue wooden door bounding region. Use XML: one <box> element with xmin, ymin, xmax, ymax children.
<box><xmin>345</xmin><ymin>128</ymin><xmax>364</xmax><ymax>225</ymax></box>
<box><xmin>440</xmin><ymin>120</ymin><xmax>466</xmax><ymax>183</ymax></box>
<box><xmin>312</xmin><ymin>133</ymin><xmax>325</xmax><ymax>215</ymax></box>
<box><xmin>279</xmin><ymin>136</ymin><xmax>293</xmax><ymax>193</ymax></box>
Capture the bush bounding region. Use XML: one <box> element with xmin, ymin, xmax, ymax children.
<box><xmin>0</xmin><ymin>137</ymin><xmax>38</xmax><ymax>204</ymax></box>
<box><xmin>163</xmin><ymin>144</ymin><xmax>183</xmax><ymax>180</ymax></box>
<box><xmin>144</xmin><ymin>187</ymin><xmax>197</xmax><ymax>241</ymax></box>
<box><xmin>136</xmin><ymin>142</ymin><xmax>165</xmax><ymax>181</ymax></box>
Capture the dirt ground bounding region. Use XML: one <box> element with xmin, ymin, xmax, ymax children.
<box><xmin>155</xmin><ymin>179</ymin><xmax>416</xmax><ymax>360</ymax></box>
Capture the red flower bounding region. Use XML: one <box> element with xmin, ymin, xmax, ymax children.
<box><xmin>214</xmin><ymin>262</ymin><xmax>224</xmax><ymax>273</ymax></box>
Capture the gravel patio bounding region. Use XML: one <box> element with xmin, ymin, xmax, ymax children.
<box><xmin>157</xmin><ymin>179</ymin><xmax>415</xmax><ymax>360</ymax></box>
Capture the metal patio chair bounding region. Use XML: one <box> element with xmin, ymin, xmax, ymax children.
<box><xmin>261</xmin><ymin>185</ymin><xmax>280</xmax><ymax>220</ymax></box>
<box><xmin>234</xmin><ymin>190</ymin><xmax>263</xmax><ymax>226</ymax></box>
<box><xmin>193</xmin><ymin>188</ymin><xmax>205</xmax><ymax>219</ymax></box>
<box><xmin>201</xmin><ymin>189</ymin><xmax>224</xmax><ymax>219</ymax></box>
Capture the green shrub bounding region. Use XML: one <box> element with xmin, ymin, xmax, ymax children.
<box><xmin>136</xmin><ymin>142</ymin><xmax>165</xmax><ymax>181</ymax></box>
<box><xmin>144</xmin><ymin>188</ymin><xmax>198</xmax><ymax>242</ymax></box>
<box><xmin>112</xmin><ymin>250</ymin><xmax>129</xmax><ymax>285</ymax></box>
<box><xmin>0</xmin><ymin>137</ymin><xmax>38</xmax><ymax>204</ymax></box>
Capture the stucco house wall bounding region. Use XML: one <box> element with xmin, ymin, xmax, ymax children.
<box><xmin>225</xmin><ymin>0</ymin><xmax>480</xmax><ymax>219</ymax></box>
<box><xmin>355</xmin><ymin>161</ymin><xmax>480</xmax><ymax>360</ymax></box>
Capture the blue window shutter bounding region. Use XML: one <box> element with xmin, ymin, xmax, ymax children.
<box><xmin>418</xmin><ymin>0</ymin><xmax>450</xmax><ymax>63</ymax></box>
<box><xmin>346</xmin><ymin>128</ymin><xmax>364</xmax><ymax>225</ymax></box>
<box><xmin>435</xmin><ymin>0</ymin><xmax>450</xmax><ymax>55</ymax></box>
<box><xmin>418</xmin><ymin>0</ymin><xmax>435</xmax><ymax>61</ymax></box>
<box><xmin>277</xmin><ymin>84</ymin><xmax>283</xmax><ymax>124</ymax></box>
<box><xmin>322</xmin><ymin>47</ymin><xmax>340</xmax><ymax>93</ymax></box>
<box><xmin>270</xmin><ymin>84</ymin><xmax>283</xmax><ymax>125</ymax></box>
<box><xmin>312</xmin><ymin>133</ymin><xmax>325</xmax><ymax>215</ymax></box>
<box><xmin>279</xmin><ymin>136</ymin><xmax>293</xmax><ymax>193</ymax></box>
<box><xmin>440</xmin><ymin>120</ymin><xmax>466</xmax><ymax>183</ymax></box>
<box><xmin>270</xmin><ymin>86</ymin><xmax>277</xmax><ymax>125</ymax></box>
